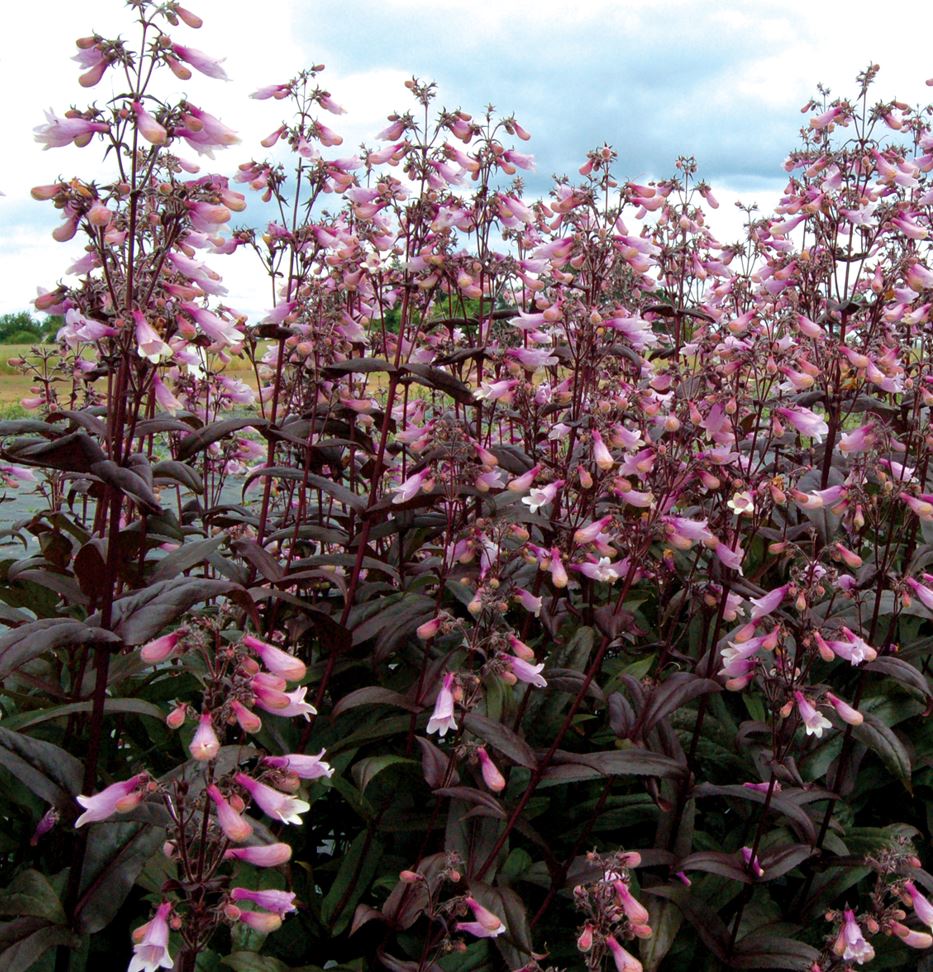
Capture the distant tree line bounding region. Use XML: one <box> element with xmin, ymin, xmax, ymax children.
<box><xmin>0</xmin><ymin>311</ymin><xmax>60</xmax><ymax>344</ymax></box>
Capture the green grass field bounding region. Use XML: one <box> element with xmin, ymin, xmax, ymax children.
<box><xmin>0</xmin><ymin>344</ymin><xmax>261</xmax><ymax>416</ymax></box>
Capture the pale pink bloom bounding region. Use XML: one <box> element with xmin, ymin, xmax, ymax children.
<box><xmin>140</xmin><ymin>630</ymin><xmax>186</xmax><ymax>663</ymax></box>
<box><xmin>133</xmin><ymin>312</ymin><xmax>172</xmax><ymax>362</ymax></box>
<box><xmin>456</xmin><ymin>897</ymin><xmax>505</xmax><ymax>938</ymax></box>
<box><xmin>775</xmin><ymin>406</ymin><xmax>828</xmax><ymax>442</ymax></box>
<box><xmin>574</xmin><ymin>557</ymin><xmax>622</xmax><ymax>583</ymax></box>
<box><xmin>476</xmin><ymin>747</ymin><xmax>506</xmax><ymax>791</ymax></box>
<box><xmin>506</xmin><ymin>654</ymin><xmax>547</xmax><ymax>687</ymax></box>
<box><xmin>714</xmin><ymin>541</ymin><xmax>745</xmax><ymax>574</ymax></box>
<box><xmin>741</xmin><ymin>847</ymin><xmax>765</xmax><ymax>878</ymax></box>
<box><xmin>230</xmin><ymin>699</ymin><xmax>262</xmax><ymax>733</ymax></box>
<box><xmin>392</xmin><ymin>468</ymin><xmax>433</xmax><ymax>504</ymax></box>
<box><xmin>224</xmin><ymin>843</ymin><xmax>292</xmax><ymax>867</ymax></box>
<box><xmin>749</xmin><ymin>584</ymin><xmax>789</xmax><ymax>620</ymax></box>
<box><xmin>507</xmin><ymin>464</ymin><xmax>541</xmax><ymax>493</ymax></box>
<box><xmin>34</xmin><ymin>110</ymin><xmax>109</xmax><ymax>149</ymax></box>
<box><xmin>128</xmin><ymin>901</ymin><xmax>173</xmax><ymax>972</ymax></box>
<box><xmin>830</xmin><ymin>628</ymin><xmax>877</xmax><ymax>665</ymax></box>
<box><xmin>606</xmin><ymin>935</ymin><xmax>643</xmax><ymax>972</ymax></box>
<box><xmin>794</xmin><ymin>692</ymin><xmax>831</xmax><ymax>738</ymax></box>
<box><xmin>171</xmin><ymin>43</ymin><xmax>227</xmax><ymax>80</ymax></box>
<box><xmin>507</xmin><ymin>347</ymin><xmax>558</xmax><ymax>370</ymax></box>
<box><xmin>131</xmin><ymin>101</ymin><xmax>167</xmax><ymax>145</ymax></box>
<box><xmin>901</xmin><ymin>492</ymin><xmax>933</xmax><ymax>521</ymax></box>
<box><xmin>251</xmin><ymin>84</ymin><xmax>291</xmax><ymax>100</ymax></box>
<box><xmin>236</xmin><ymin>910</ymin><xmax>281</xmax><ymax>933</ymax></box>
<box><xmin>235</xmin><ymin>773</ymin><xmax>309</xmax><ymax>825</ymax></box>
<box><xmin>906</xmin><ymin>575</ymin><xmax>933</xmax><ymax>611</ymax></box>
<box><xmin>574</xmin><ymin>515</ymin><xmax>613</xmax><ymax>546</ymax></box>
<box><xmin>833</xmin><ymin>909</ymin><xmax>874</xmax><ymax>964</ymax></box>
<box><xmin>475</xmin><ymin>378</ymin><xmax>518</xmax><ymax>403</ymax></box>
<box><xmin>890</xmin><ymin>921</ymin><xmax>933</xmax><ymax>949</ymax></box>
<box><xmin>207</xmin><ymin>785</ymin><xmax>252</xmax><ymax>841</ymax></box>
<box><xmin>616</xmin><ymin>488</ymin><xmax>654</xmax><ymax>509</ymax></box>
<box><xmin>179</xmin><ymin>302</ymin><xmax>242</xmax><ymax>348</ymax></box>
<box><xmin>591</xmin><ymin>429</ymin><xmax>614</xmax><ymax>470</ymax></box>
<box><xmin>825</xmin><ymin>693</ymin><xmax>863</xmax><ymax>726</ymax></box>
<box><xmin>514</xmin><ymin>587</ymin><xmax>542</xmax><ymax>616</ymax></box>
<box><xmin>189</xmin><ymin>711</ymin><xmax>221</xmax><ymax>761</ymax></box>
<box><xmin>613</xmin><ymin>881</ymin><xmax>649</xmax><ymax>924</ymax></box>
<box><xmin>263</xmin><ymin>750</ymin><xmax>333</xmax><ymax>780</ymax></box>
<box><xmin>230</xmin><ymin>887</ymin><xmax>297</xmax><ymax>915</ymax></box>
<box><xmin>522</xmin><ymin>480</ymin><xmax>563</xmax><ymax>514</ymax></box>
<box><xmin>907</xmin><ymin>264</ymin><xmax>933</xmax><ymax>291</ymax></box>
<box><xmin>274</xmin><ymin>687</ymin><xmax>317</xmax><ymax>720</ymax></box>
<box><xmin>427</xmin><ymin>672</ymin><xmax>457</xmax><ymax>737</ymax></box>
<box><xmin>795</xmin><ymin>313</ymin><xmax>824</xmax><ymax>339</ymax></box>
<box><xmin>75</xmin><ymin>773</ymin><xmax>148</xmax><ymax>827</ymax></box>
<box><xmin>177</xmin><ymin>104</ymin><xmax>240</xmax><ymax>156</ymax></box>
<box><xmin>839</xmin><ymin>422</ymin><xmax>876</xmax><ymax>455</ymax></box>
<box><xmin>904</xmin><ymin>880</ymin><xmax>933</xmax><ymax>930</ymax></box>
<box><xmin>243</xmin><ymin>634</ymin><xmax>306</xmax><ymax>682</ymax></box>
<box><xmin>152</xmin><ymin>374</ymin><xmax>183</xmax><ymax>415</ymax></box>
<box><xmin>548</xmin><ymin>547</ymin><xmax>568</xmax><ymax>588</ymax></box>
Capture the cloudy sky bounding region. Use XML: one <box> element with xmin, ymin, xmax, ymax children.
<box><xmin>2</xmin><ymin>0</ymin><xmax>932</xmax><ymax>319</ymax></box>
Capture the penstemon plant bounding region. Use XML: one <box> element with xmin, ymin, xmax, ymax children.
<box><xmin>1</xmin><ymin>3</ymin><xmax>933</xmax><ymax>970</ymax></box>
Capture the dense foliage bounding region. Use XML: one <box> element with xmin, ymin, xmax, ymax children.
<box><xmin>1</xmin><ymin>5</ymin><xmax>932</xmax><ymax>971</ymax></box>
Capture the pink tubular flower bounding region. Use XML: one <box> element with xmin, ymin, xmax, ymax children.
<box><xmin>392</xmin><ymin>467</ymin><xmax>433</xmax><ymax>504</ymax></box>
<box><xmin>238</xmin><ymin>910</ymin><xmax>282</xmax><ymax>932</ymax></box>
<box><xmin>748</xmin><ymin>584</ymin><xmax>789</xmax><ymax>620</ymax></box>
<box><xmin>230</xmin><ymin>699</ymin><xmax>262</xmax><ymax>733</ymax></box>
<box><xmin>904</xmin><ymin>880</ymin><xmax>933</xmax><ymax>930</ymax></box>
<box><xmin>901</xmin><ymin>493</ymin><xmax>933</xmax><ymax>521</ymax></box>
<box><xmin>906</xmin><ymin>575</ymin><xmax>933</xmax><ymax>611</ymax></box>
<box><xmin>242</xmin><ymin>634</ymin><xmax>306</xmax><ymax>682</ymax></box>
<box><xmin>140</xmin><ymin>629</ymin><xmax>185</xmax><ymax>663</ymax></box>
<box><xmin>263</xmin><ymin>750</ymin><xmax>334</xmax><ymax>780</ymax></box>
<box><xmin>188</xmin><ymin>711</ymin><xmax>221</xmax><ymax>761</ymax></box>
<box><xmin>839</xmin><ymin>422</ymin><xmax>876</xmax><ymax>455</ymax></box>
<box><xmin>133</xmin><ymin>311</ymin><xmax>172</xmax><ymax>362</ymax></box>
<box><xmin>235</xmin><ymin>773</ymin><xmax>310</xmax><ymax>825</ymax></box>
<box><xmin>207</xmin><ymin>784</ymin><xmax>253</xmax><ymax>842</ymax></box>
<box><xmin>613</xmin><ymin>881</ymin><xmax>650</xmax><ymax>924</ymax></box>
<box><xmin>507</xmin><ymin>464</ymin><xmax>541</xmax><ymax>493</ymax></box>
<box><xmin>224</xmin><ymin>843</ymin><xmax>293</xmax><ymax>867</ymax></box>
<box><xmin>171</xmin><ymin>43</ymin><xmax>227</xmax><ymax>79</ymax></box>
<box><xmin>794</xmin><ymin>692</ymin><xmax>831</xmax><ymax>738</ymax></box>
<box><xmin>426</xmin><ymin>672</ymin><xmax>457</xmax><ymax>737</ymax></box>
<box><xmin>522</xmin><ymin>480</ymin><xmax>564</xmax><ymax>514</ymax></box>
<box><xmin>476</xmin><ymin>747</ymin><xmax>506</xmax><ymax>792</ymax></box>
<box><xmin>824</xmin><ymin>692</ymin><xmax>863</xmax><ymax>726</ymax></box>
<box><xmin>152</xmin><ymin>374</ymin><xmax>183</xmax><ymax>415</ymax></box>
<box><xmin>591</xmin><ymin>429</ymin><xmax>614</xmax><ymax>470</ymax></box>
<box><xmin>606</xmin><ymin>934</ymin><xmax>643</xmax><ymax>972</ymax></box>
<box><xmin>890</xmin><ymin>921</ymin><xmax>933</xmax><ymax>949</ymax></box>
<box><xmin>775</xmin><ymin>406</ymin><xmax>829</xmax><ymax>442</ymax></box>
<box><xmin>34</xmin><ymin>110</ymin><xmax>110</xmax><ymax>149</ymax></box>
<box><xmin>833</xmin><ymin>909</ymin><xmax>874</xmax><ymax>964</ymax></box>
<box><xmin>230</xmin><ymin>887</ymin><xmax>297</xmax><ymax>916</ymax></box>
<box><xmin>456</xmin><ymin>897</ymin><xmax>505</xmax><ymax>938</ymax></box>
<box><xmin>128</xmin><ymin>901</ymin><xmax>173</xmax><ymax>972</ymax></box>
<box><xmin>271</xmin><ymin>687</ymin><xmax>317</xmax><ymax>721</ymax></box>
<box><xmin>741</xmin><ymin>847</ymin><xmax>765</xmax><ymax>878</ymax></box>
<box><xmin>75</xmin><ymin>773</ymin><xmax>148</xmax><ymax>827</ymax></box>
<box><xmin>506</xmin><ymin>654</ymin><xmax>547</xmax><ymax>688</ymax></box>
<box><xmin>131</xmin><ymin>101</ymin><xmax>167</xmax><ymax>145</ymax></box>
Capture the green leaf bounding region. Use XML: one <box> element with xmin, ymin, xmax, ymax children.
<box><xmin>0</xmin><ymin>619</ymin><xmax>122</xmax><ymax>680</ymax></box>
<box><xmin>853</xmin><ymin>713</ymin><xmax>912</xmax><ymax>787</ymax></box>
<box><xmin>0</xmin><ymin>870</ymin><xmax>66</xmax><ymax>923</ymax></box>
<box><xmin>75</xmin><ymin>816</ymin><xmax>168</xmax><ymax>933</ymax></box>
<box><xmin>176</xmin><ymin>417</ymin><xmax>268</xmax><ymax>461</ymax></box>
<box><xmin>463</xmin><ymin>712</ymin><xmax>537</xmax><ymax>769</ymax></box>
<box><xmin>0</xmin><ymin>726</ymin><xmax>83</xmax><ymax>806</ymax></box>
<box><xmin>0</xmin><ymin>698</ymin><xmax>165</xmax><ymax>732</ymax></box>
<box><xmin>320</xmin><ymin>831</ymin><xmax>384</xmax><ymax>936</ymax></box>
<box><xmin>0</xmin><ymin>923</ymin><xmax>79</xmax><ymax>972</ymax></box>
<box><xmin>351</xmin><ymin>755</ymin><xmax>417</xmax><ymax>794</ymax></box>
